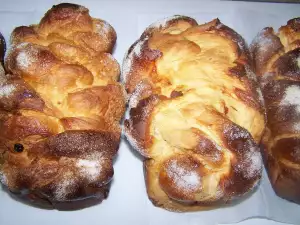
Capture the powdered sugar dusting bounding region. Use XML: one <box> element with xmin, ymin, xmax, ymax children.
<box><xmin>293</xmin><ymin>122</ymin><xmax>300</xmax><ymax>131</ymax></box>
<box><xmin>148</xmin><ymin>15</ymin><xmax>182</xmax><ymax>30</ymax></box>
<box><xmin>296</xmin><ymin>105</ymin><xmax>300</xmax><ymax>114</ymax></box>
<box><xmin>5</xmin><ymin>42</ymin><xmax>26</xmax><ymax>64</ymax></box>
<box><xmin>256</xmin><ymin>88</ymin><xmax>264</xmax><ymax>105</ymax></box>
<box><xmin>148</xmin><ymin>18</ymin><xmax>168</xmax><ymax>30</ymax></box>
<box><xmin>252</xmin><ymin>30</ymin><xmax>274</xmax><ymax>47</ymax></box>
<box><xmin>129</xmin><ymin>81</ymin><xmax>152</xmax><ymax>108</ymax></box>
<box><xmin>214</xmin><ymin>188</ymin><xmax>224</xmax><ymax>200</ymax></box>
<box><xmin>215</xmin><ymin>22</ymin><xmax>223</xmax><ymax>29</ymax></box>
<box><xmin>244</xmin><ymin>148</ymin><xmax>262</xmax><ymax>179</ymax></box>
<box><xmin>224</xmin><ymin>124</ymin><xmax>262</xmax><ymax>179</ymax></box>
<box><xmin>53</xmin><ymin>155</ymin><xmax>104</xmax><ymax>200</ymax></box>
<box><xmin>237</xmin><ymin>40</ymin><xmax>245</xmax><ymax>52</ymax></box>
<box><xmin>95</xmin><ymin>21</ymin><xmax>111</xmax><ymax>36</ymax></box>
<box><xmin>14</xmin><ymin>43</ymin><xmax>37</xmax><ymax>70</ymax></box>
<box><xmin>252</xmin><ymin>30</ymin><xmax>275</xmax><ymax>54</ymax></box>
<box><xmin>260</xmin><ymin>72</ymin><xmax>274</xmax><ymax>87</ymax></box>
<box><xmin>124</xmin><ymin>126</ymin><xmax>142</xmax><ymax>152</ymax></box>
<box><xmin>0</xmin><ymin>171</ymin><xmax>7</xmax><ymax>185</ymax></box>
<box><xmin>54</xmin><ymin>174</ymin><xmax>76</xmax><ymax>201</ymax></box>
<box><xmin>262</xmin><ymin>72</ymin><xmax>274</xmax><ymax>80</ymax></box>
<box><xmin>76</xmin><ymin>159</ymin><xmax>102</xmax><ymax>182</ymax></box>
<box><xmin>0</xmin><ymin>64</ymin><xmax>4</xmax><ymax>76</ymax></box>
<box><xmin>17</xmin><ymin>51</ymin><xmax>31</xmax><ymax>68</ymax></box>
<box><xmin>229</xmin><ymin>127</ymin><xmax>249</xmax><ymax>140</ymax></box>
<box><xmin>129</xmin><ymin>85</ymin><xmax>144</xmax><ymax>108</ymax></box>
<box><xmin>0</xmin><ymin>65</ymin><xmax>7</xmax><ymax>86</ymax></box>
<box><xmin>78</xmin><ymin>6</ymin><xmax>86</xmax><ymax>13</ymax></box>
<box><xmin>122</xmin><ymin>37</ymin><xmax>148</xmax><ymax>83</ymax></box>
<box><xmin>280</xmin><ymin>85</ymin><xmax>300</xmax><ymax>107</ymax></box>
<box><xmin>0</xmin><ymin>84</ymin><xmax>16</xmax><ymax>97</ymax></box>
<box><xmin>245</xmin><ymin>66</ymin><xmax>258</xmax><ymax>82</ymax></box>
<box><xmin>167</xmin><ymin>160</ymin><xmax>201</xmax><ymax>191</ymax></box>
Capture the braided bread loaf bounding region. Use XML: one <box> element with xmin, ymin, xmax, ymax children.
<box><xmin>250</xmin><ymin>18</ymin><xmax>300</xmax><ymax>204</ymax></box>
<box><xmin>0</xmin><ymin>3</ymin><xmax>125</xmax><ymax>210</ymax></box>
<box><xmin>123</xmin><ymin>16</ymin><xmax>265</xmax><ymax>211</ymax></box>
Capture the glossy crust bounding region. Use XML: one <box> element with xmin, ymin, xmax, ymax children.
<box><xmin>123</xmin><ymin>16</ymin><xmax>265</xmax><ymax>211</ymax></box>
<box><xmin>250</xmin><ymin>17</ymin><xmax>300</xmax><ymax>204</ymax></box>
<box><xmin>0</xmin><ymin>3</ymin><xmax>125</xmax><ymax>210</ymax></box>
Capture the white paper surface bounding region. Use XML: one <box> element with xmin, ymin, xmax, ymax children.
<box><xmin>0</xmin><ymin>1</ymin><xmax>299</xmax><ymax>225</ymax></box>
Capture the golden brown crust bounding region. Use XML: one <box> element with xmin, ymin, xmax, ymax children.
<box><xmin>251</xmin><ymin>17</ymin><xmax>300</xmax><ymax>204</ymax></box>
<box><xmin>123</xmin><ymin>16</ymin><xmax>265</xmax><ymax>211</ymax></box>
<box><xmin>0</xmin><ymin>3</ymin><xmax>125</xmax><ymax>210</ymax></box>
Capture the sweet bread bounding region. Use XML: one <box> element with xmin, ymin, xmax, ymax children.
<box><xmin>123</xmin><ymin>16</ymin><xmax>265</xmax><ymax>211</ymax></box>
<box><xmin>250</xmin><ymin>17</ymin><xmax>300</xmax><ymax>204</ymax></box>
<box><xmin>0</xmin><ymin>3</ymin><xmax>125</xmax><ymax>210</ymax></box>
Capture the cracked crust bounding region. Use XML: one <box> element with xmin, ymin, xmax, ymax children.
<box><xmin>123</xmin><ymin>16</ymin><xmax>265</xmax><ymax>211</ymax></box>
<box><xmin>251</xmin><ymin>17</ymin><xmax>300</xmax><ymax>204</ymax></box>
<box><xmin>0</xmin><ymin>3</ymin><xmax>125</xmax><ymax>210</ymax></box>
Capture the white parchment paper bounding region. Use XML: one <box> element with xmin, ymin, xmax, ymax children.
<box><xmin>0</xmin><ymin>1</ymin><xmax>299</xmax><ymax>225</ymax></box>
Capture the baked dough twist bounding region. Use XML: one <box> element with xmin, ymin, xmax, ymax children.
<box><xmin>123</xmin><ymin>16</ymin><xmax>265</xmax><ymax>211</ymax></box>
<box><xmin>0</xmin><ymin>3</ymin><xmax>125</xmax><ymax>210</ymax></box>
<box><xmin>251</xmin><ymin>17</ymin><xmax>300</xmax><ymax>204</ymax></box>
